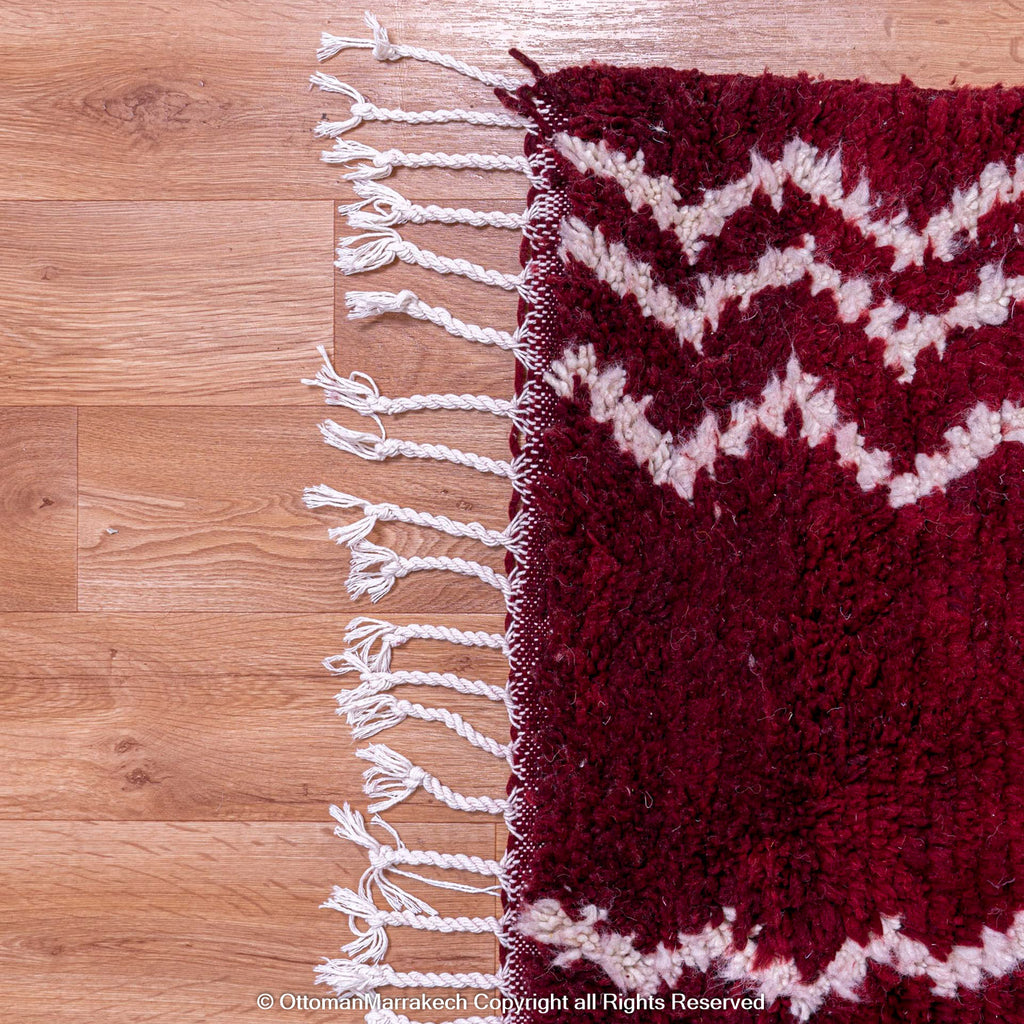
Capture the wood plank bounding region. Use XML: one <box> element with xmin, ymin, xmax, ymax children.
<box><xmin>0</xmin><ymin>408</ymin><xmax>77</xmax><ymax>611</ymax></box>
<box><xmin>0</xmin><ymin>1</ymin><xmax>530</xmax><ymax>202</ymax></box>
<box><xmin>0</xmin><ymin>202</ymin><xmax>333</xmax><ymax>405</ymax></box>
<box><xmin>0</xmin><ymin>613</ymin><xmax>510</xmax><ymax>823</ymax></box>
<box><xmin>0</xmin><ymin>612</ymin><xmax>508</xmax><ymax>678</ymax></box>
<box><xmin>0</xmin><ymin>820</ymin><xmax>499</xmax><ymax>1023</ymax></box>
<box><xmin>77</xmin><ymin>407</ymin><xmax>512</xmax><ymax>613</ymax></box>
<box><xmin>0</xmin><ymin>676</ymin><xmax>510</xmax><ymax>823</ymax></box>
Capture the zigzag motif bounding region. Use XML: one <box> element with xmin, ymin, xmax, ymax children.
<box><xmin>518</xmin><ymin>899</ymin><xmax>1024</xmax><ymax>1021</ymax></box>
<box><xmin>560</xmin><ymin>222</ymin><xmax>818</xmax><ymax>356</ymax></box>
<box><xmin>554</xmin><ymin>132</ymin><xmax>1024</xmax><ymax>271</ymax></box>
<box><xmin>547</xmin><ymin>343</ymin><xmax>1024</xmax><ymax>508</ymax></box>
<box><xmin>559</xmin><ymin>214</ymin><xmax>1024</xmax><ymax>383</ymax></box>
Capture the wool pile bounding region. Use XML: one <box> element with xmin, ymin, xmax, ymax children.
<box><xmin>500</xmin><ymin>63</ymin><xmax>1024</xmax><ymax>1022</ymax></box>
<box><xmin>309</xmin><ymin>19</ymin><xmax>1024</xmax><ymax>1023</ymax></box>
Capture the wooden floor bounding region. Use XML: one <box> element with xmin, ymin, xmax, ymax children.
<box><xmin>1</xmin><ymin>2</ymin><xmax>1020</xmax><ymax>1021</ymax></box>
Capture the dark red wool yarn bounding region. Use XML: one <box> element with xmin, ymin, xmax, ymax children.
<box><xmin>499</xmin><ymin>63</ymin><xmax>1024</xmax><ymax>1022</ymax></box>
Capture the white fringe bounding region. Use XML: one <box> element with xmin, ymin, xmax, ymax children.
<box><xmin>341</xmin><ymin>692</ymin><xmax>511</xmax><ymax>761</ymax></box>
<box><xmin>324</xmin><ymin>884</ymin><xmax>502</xmax><ymax>966</ymax></box>
<box><xmin>328</xmin><ymin>647</ymin><xmax>509</xmax><ymax>704</ymax></box>
<box><xmin>357</xmin><ymin>743</ymin><xmax>508</xmax><ymax>815</ymax></box>
<box><xmin>345</xmin><ymin>289</ymin><xmax>524</xmax><ymax>357</ymax></box>
<box><xmin>326</xmin><ymin>886</ymin><xmax>502</xmax><ymax>937</ymax></box>
<box><xmin>329</xmin><ymin>618</ymin><xmax>508</xmax><ymax>675</ymax></box>
<box><xmin>326</xmin><ymin>887</ymin><xmax>392</xmax><ymax>963</ymax></box>
<box><xmin>327</xmin><ymin>807</ymin><xmax>502</xmax><ymax>948</ymax></box>
<box><xmin>308</xmin><ymin>12</ymin><xmax>535</xmax><ymax>1014</ymax></box>
<box><xmin>316</xmin><ymin>958</ymin><xmax>502</xmax><ymax>997</ymax></box>
<box><xmin>330</xmin><ymin>807</ymin><xmax>431</xmax><ymax>915</ymax></box>
<box><xmin>304</xmin><ymin>484</ymin><xmax>520</xmax><ymax>554</ymax></box>
<box><xmin>347</xmin><ymin>540</ymin><xmax>510</xmax><ymax>602</ymax></box>
<box><xmin>317</xmin><ymin>11</ymin><xmax>524</xmax><ymax>91</ymax></box>
<box><xmin>335</xmin><ymin>228</ymin><xmax>524</xmax><ymax>291</ymax></box>
<box><xmin>333</xmin><ymin>667</ymin><xmax>510</xmax><ymax>758</ymax></box>
<box><xmin>342</xmin><ymin>181</ymin><xmax>527</xmax><ymax>230</ymax></box>
<box><xmin>304</xmin><ymin>346</ymin><xmax>519</xmax><ymax>421</ymax></box>
<box><xmin>322</xmin><ymin>139</ymin><xmax>532</xmax><ymax>182</ymax></box>
<box><xmin>319</xmin><ymin>419</ymin><xmax>515</xmax><ymax>478</ymax></box>
<box><xmin>312</xmin><ymin>71</ymin><xmax>529</xmax><ymax>139</ymax></box>
<box><xmin>330</xmin><ymin>803</ymin><xmax>504</xmax><ymax>897</ymax></box>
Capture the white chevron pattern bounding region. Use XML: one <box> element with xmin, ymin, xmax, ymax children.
<box><xmin>554</xmin><ymin>132</ymin><xmax>1024</xmax><ymax>271</ymax></box>
<box><xmin>559</xmin><ymin>222</ymin><xmax>819</xmax><ymax>356</ymax></box>
<box><xmin>539</xmin><ymin>127</ymin><xmax>1024</xmax><ymax>1017</ymax></box>
<box><xmin>559</xmin><ymin>215</ymin><xmax>1024</xmax><ymax>383</ymax></box>
<box><xmin>518</xmin><ymin>898</ymin><xmax>1024</xmax><ymax>1021</ymax></box>
<box><xmin>547</xmin><ymin>343</ymin><xmax>1024</xmax><ymax>507</ymax></box>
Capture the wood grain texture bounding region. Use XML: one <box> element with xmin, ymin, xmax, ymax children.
<box><xmin>0</xmin><ymin>408</ymin><xmax>78</xmax><ymax>610</ymax></box>
<box><xmin>0</xmin><ymin>677</ymin><xmax>509</xmax><ymax>822</ymax></box>
<box><xmin>5</xmin><ymin>0</ymin><xmax>1024</xmax><ymax>1020</ymax></box>
<box><xmin>0</xmin><ymin>821</ymin><xmax>499</xmax><ymax>1023</ymax></box>
<box><xmin>0</xmin><ymin>611</ymin><xmax>509</xmax><ymax>822</ymax></box>
<box><xmin>0</xmin><ymin>1</ymin><xmax>330</xmax><ymax>201</ymax></box>
<box><xmin>0</xmin><ymin>0</ymin><xmax>528</xmax><ymax>202</ymax></box>
<box><xmin>0</xmin><ymin>202</ymin><xmax>333</xmax><ymax>405</ymax></box>
<box><xmin>0</xmin><ymin>612</ymin><xmax>508</xmax><ymax>678</ymax></box>
<box><xmin>77</xmin><ymin>406</ymin><xmax>510</xmax><ymax>612</ymax></box>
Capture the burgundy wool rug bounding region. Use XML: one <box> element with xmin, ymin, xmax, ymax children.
<box><xmin>306</xmin><ymin>15</ymin><xmax>1024</xmax><ymax>1023</ymax></box>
